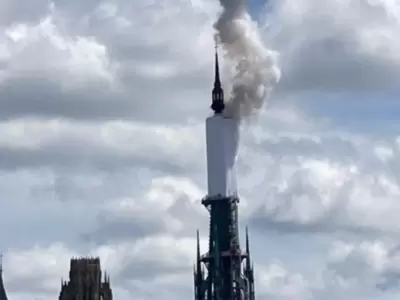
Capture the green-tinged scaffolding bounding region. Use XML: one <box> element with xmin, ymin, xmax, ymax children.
<box><xmin>194</xmin><ymin>196</ymin><xmax>255</xmax><ymax>300</ymax></box>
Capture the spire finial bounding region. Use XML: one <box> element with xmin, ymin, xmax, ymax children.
<box><xmin>0</xmin><ymin>253</ymin><xmax>3</xmax><ymax>273</ymax></box>
<box><xmin>214</xmin><ymin>43</ymin><xmax>221</xmax><ymax>88</ymax></box>
<box><xmin>211</xmin><ymin>42</ymin><xmax>225</xmax><ymax>114</ymax></box>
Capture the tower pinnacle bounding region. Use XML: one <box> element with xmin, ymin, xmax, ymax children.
<box><xmin>0</xmin><ymin>253</ymin><xmax>9</xmax><ymax>300</ymax></box>
<box><xmin>211</xmin><ymin>46</ymin><xmax>225</xmax><ymax>114</ymax></box>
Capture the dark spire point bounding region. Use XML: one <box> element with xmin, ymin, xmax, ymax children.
<box><xmin>214</xmin><ymin>50</ymin><xmax>221</xmax><ymax>89</ymax></box>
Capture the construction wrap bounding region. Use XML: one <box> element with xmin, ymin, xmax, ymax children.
<box><xmin>205</xmin><ymin>114</ymin><xmax>239</xmax><ymax>198</ymax></box>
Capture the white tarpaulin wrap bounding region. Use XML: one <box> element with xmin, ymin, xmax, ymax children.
<box><xmin>206</xmin><ymin>114</ymin><xmax>239</xmax><ymax>198</ymax></box>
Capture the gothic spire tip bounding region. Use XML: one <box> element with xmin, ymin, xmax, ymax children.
<box><xmin>214</xmin><ymin>44</ymin><xmax>221</xmax><ymax>87</ymax></box>
<box><xmin>211</xmin><ymin>42</ymin><xmax>225</xmax><ymax>114</ymax></box>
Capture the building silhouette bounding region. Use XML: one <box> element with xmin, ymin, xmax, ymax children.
<box><xmin>0</xmin><ymin>255</ymin><xmax>8</xmax><ymax>300</ymax></box>
<box><xmin>59</xmin><ymin>257</ymin><xmax>112</xmax><ymax>300</ymax></box>
<box><xmin>193</xmin><ymin>51</ymin><xmax>255</xmax><ymax>300</ymax></box>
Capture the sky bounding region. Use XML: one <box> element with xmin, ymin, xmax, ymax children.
<box><xmin>1</xmin><ymin>0</ymin><xmax>400</xmax><ymax>300</ymax></box>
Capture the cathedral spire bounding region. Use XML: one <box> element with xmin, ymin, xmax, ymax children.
<box><xmin>194</xmin><ymin>35</ymin><xmax>255</xmax><ymax>300</ymax></box>
<box><xmin>211</xmin><ymin>45</ymin><xmax>225</xmax><ymax>114</ymax></box>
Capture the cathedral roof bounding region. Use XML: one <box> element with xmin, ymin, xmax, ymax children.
<box><xmin>0</xmin><ymin>255</ymin><xmax>8</xmax><ymax>300</ymax></box>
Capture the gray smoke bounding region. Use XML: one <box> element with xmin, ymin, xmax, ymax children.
<box><xmin>214</xmin><ymin>0</ymin><xmax>281</xmax><ymax>120</ymax></box>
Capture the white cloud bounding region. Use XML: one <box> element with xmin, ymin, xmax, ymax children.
<box><xmin>268</xmin><ymin>0</ymin><xmax>400</xmax><ymax>92</ymax></box>
<box><xmin>86</xmin><ymin>175</ymin><xmax>207</xmax><ymax>244</ymax></box>
<box><xmin>2</xmin><ymin>235</ymin><xmax>202</xmax><ymax>300</ymax></box>
<box><xmin>2</xmin><ymin>14</ymin><xmax>115</xmax><ymax>86</ymax></box>
<box><xmin>243</xmin><ymin>126</ymin><xmax>400</xmax><ymax>238</ymax></box>
<box><xmin>1</xmin><ymin>0</ymin><xmax>400</xmax><ymax>300</ymax></box>
<box><xmin>4</xmin><ymin>244</ymin><xmax>77</xmax><ymax>295</ymax></box>
<box><xmin>323</xmin><ymin>240</ymin><xmax>400</xmax><ymax>293</ymax></box>
<box><xmin>257</xmin><ymin>263</ymin><xmax>312</xmax><ymax>300</ymax></box>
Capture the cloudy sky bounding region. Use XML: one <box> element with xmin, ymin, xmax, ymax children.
<box><xmin>2</xmin><ymin>0</ymin><xmax>400</xmax><ymax>299</ymax></box>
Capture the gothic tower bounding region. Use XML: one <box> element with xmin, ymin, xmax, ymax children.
<box><xmin>193</xmin><ymin>50</ymin><xmax>255</xmax><ymax>300</ymax></box>
<box><xmin>0</xmin><ymin>255</ymin><xmax>9</xmax><ymax>300</ymax></box>
<box><xmin>59</xmin><ymin>257</ymin><xmax>112</xmax><ymax>300</ymax></box>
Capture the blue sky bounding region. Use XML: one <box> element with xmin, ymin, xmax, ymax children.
<box><xmin>248</xmin><ymin>0</ymin><xmax>266</xmax><ymax>16</ymax></box>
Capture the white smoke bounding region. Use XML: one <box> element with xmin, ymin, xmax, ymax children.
<box><xmin>214</xmin><ymin>0</ymin><xmax>281</xmax><ymax>120</ymax></box>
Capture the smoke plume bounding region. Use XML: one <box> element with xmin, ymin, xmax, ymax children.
<box><xmin>215</xmin><ymin>0</ymin><xmax>281</xmax><ymax>120</ymax></box>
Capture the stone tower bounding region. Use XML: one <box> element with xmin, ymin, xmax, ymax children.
<box><xmin>59</xmin><ymin>257</ymin><xmax>112</xmax><ymax>300</ymax></box>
